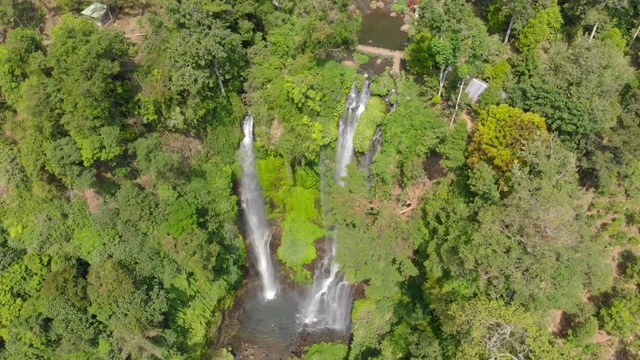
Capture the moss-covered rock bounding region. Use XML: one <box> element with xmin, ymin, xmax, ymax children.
<box><xmin>258</xmin><ymin>158</ymin><xmax>324</xmax><ymax>282</ymax></box>
<box><xmin>277</xmin><ymin>186</ymin><xmax>324</xmax><ymax>282</ymax></box>
<box><xmin>304</xmin><ymin>342</ymin><xmax>349</xmax><ymax>359</ymax></box>
<box><xmin>354</xmin><ymin>96</ymin><xmax>386</xmax><ymax>153</ymax></box>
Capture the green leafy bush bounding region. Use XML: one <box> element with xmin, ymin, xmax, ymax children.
<box><xmin>258</xmin><ymin>157</ymin><xmax>292</xmax><ymax>212</ymax></box>
<box><xmin>601</xmin><ymin>290</ymin><xmax>640</xmax><ymax>338</ymax></box>
<box><xmin>258</xmin><ymin>158</ymin><xmax>323</xmax><ymax>279</ymax></box>
<box><xmin>279</xmin><ymin>215</ymin><xmax>323</xmax><ymax>282</ymax></box>
<box><xmin>354</xmin><ymin>53</ymin><xmax>369</xmax><ymax>65</ymax></box>
<box><xmin>354</xmin><ymin>96</ymin><xmax>386</xmax><ymax>153</ymax></box>
<box><xmin>304</xmin><ymin>342</ymin><xmax>348</xmax><ymax>359</ymax></box>
<box><xmin>277</xmin><ymin>186</ymin><xmax>324</xmax><ymax>281</ymax></box>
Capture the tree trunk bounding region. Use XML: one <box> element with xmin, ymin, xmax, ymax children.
<box><xmin>634</xmin><ymin>24</ymin><xmax>640</xmax><ymax>39</ymax></box>
<box><xmin>589</xmin><ymin>22</ymin><xmax>599</xmax><ymax>42</ymax></box>
<box><xmin>450</xmin><ymin>78</ymin><xmax>467</xmax><ymax>126</ymax></box>
<box><xmin>438</xmin><ymin>66</ymin><xmax>452</xmax><ymax>97</ymax></box>
<box><xmin>214</xmin><ymin>60</ymin><xmax>226</xmax><ymax>96</ymax></box>
<box><xmin>503</xmin><ymin>14</ymin><xmax>515</xmax><ymax>44</ymax></box>
<box><xmin>438</xmin><ymin>67</ymin><xmax>446</xmax><ymax>97</ymax></box>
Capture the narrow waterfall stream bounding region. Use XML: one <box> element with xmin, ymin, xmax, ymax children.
<box><xmin>301</xmin><ymin>81</ymin><xmax>371</xmax><ymax>331</ymax></box>
<box><xmin>240</xmin><ymin>115</ymin><xmax>278</xmax><ymax>300</ymax></box>
<box><xmin>359</xmin><ymin>126</ymin><xmax>383</xmax><ymax>172</ymax></box>
<box><xmin>335</xmin><ymin>81</ymin><xmax>372</xmax><ymax>184</ymax></box>
<box><xmin>300</xmin><ymin>229</ymin><xmax>352</xmax><ymax>330</ymax></box>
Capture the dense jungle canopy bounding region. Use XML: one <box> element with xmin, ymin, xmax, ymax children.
<box><xmin>1</xmin><ymin>0</ymin><xmax>640</xmax><ymax>359</ymax></box>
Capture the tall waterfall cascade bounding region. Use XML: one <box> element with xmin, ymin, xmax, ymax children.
<box><xmin>335</xmin><ymin>81</ymin><xmax>372</xmax><ymax>184</ymax></box>
<box><xmin>301</xmin><ymin>81</ymin><xmax>371</xmax><ymax>331</ymax></box>
<box><xmin>359</xmin><ymin>126</ymin><xmax>382</xmax><ymax>172</ymax></box>
<box><xmin>301</xmin><ymin>230</ymin><xmax>352</xmax><ymax>330</ymax></box>
<box><xmin>240</xmin><ymin>115</ymin><xmax>278</xmax><ymax>300</ymax></box>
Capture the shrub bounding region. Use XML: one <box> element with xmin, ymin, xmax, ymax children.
<box><xmin>354</xmin><ymin>96</ymin><xmax>386</xmax><ymax>153</ymax></box>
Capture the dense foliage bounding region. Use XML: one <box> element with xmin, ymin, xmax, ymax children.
<box><xmin>2</xmin><ymin>0</ymin><xmax>640</xmax><ymax>359</ymax></box>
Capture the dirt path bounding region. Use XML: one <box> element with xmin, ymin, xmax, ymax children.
<box><xmin>42</xmin><ymin>0</ymin><xmax>62</xmax><ymax>45</ymax></box>
<box><xmin>107</xmin><ymin>9</ymin><xmax>148</xmax><ymax>43</ymax></box>
<box><xmin>356</xmin><ymin>45</ymin><xmax>404</xmax><ymax>74</ymax></box>
<box><xmin>41</xmin><ymin>2</ymin><xmax>147</xmax><ymax>45</ymax></box>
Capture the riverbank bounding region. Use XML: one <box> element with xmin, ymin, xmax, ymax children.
<box><xmin>356</xmin><ymin>45</ymin><xmax>405</xmax><ymax>74</ymax></box>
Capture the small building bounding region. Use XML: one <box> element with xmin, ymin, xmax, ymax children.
<box><xmin>81</xmin><ymin>3</ymin><xmax>111</xmax><ymax>26</ymax></box>
<box><xmin>464</xmin><ymin>78</ymin><xmax>488</xmax><ymax>102</ymax></box>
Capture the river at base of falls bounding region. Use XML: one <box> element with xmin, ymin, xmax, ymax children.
<box><xmin>220</xmin><ymin>260</ymin><xmax>353</xmax><ymax>359</ymax></box>
<box><xmin>355</xmin><ymin>0</ymin><xmax>408</xmax><ymax>51</ymax></box>
<box><xmin>231</xmin><ymin>287</ymin><xmax>303</xmax><ymax>358</ymax></box>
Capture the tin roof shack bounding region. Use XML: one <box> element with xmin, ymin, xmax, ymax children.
<box><xmin>81</xmin><ymin>3</ymin><xmax>112</xmax><ymax>26</ymax></box>
<box><xmin>464</xmin><ymin>78</ymin><xmax>508</xmax><ymax>103</ymax></box>
<box><xmin>464</xmin><ymin>78</ymin><xmax>488</xmax><ymax>102</ymax></box>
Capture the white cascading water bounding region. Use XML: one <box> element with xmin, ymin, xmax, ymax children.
<box><xmin>240</xmin><ymin>115</ymin><xmax>278</xmax><ymax>300</ymax></box>
<box><xmin>358</xmin><ymin>126</ymin><xmax>382</xmax><ymax>172</ymax></box>
<box><xmin>301</xmin><ymin>81</ymin><xmax>371</xmax><ymax>331</ymax></box>
<box><xmin>301</xmin><ymin>230</ymin><xmax>352</xmax><ymax>330</ymax></box>
<box><xmin>335</xmin><ymin>81</ymin><xmax>372</xmax><ymax>184</ymax></box>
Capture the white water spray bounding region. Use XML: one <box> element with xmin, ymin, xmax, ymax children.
<box><xmin>358</xmin><ymin>126</ymin><xmax>382</xmax><ymax>172</ymax></box>
<box><xmin>301</xmin><ymin>231</ymin><xmax>352</xmax><ymax>330</ymax></box>
<box><xmin>240</xmin><ymin>115</ymin><xmax>278</xmax><ymax>300</ymax></box>
<box><xmin>335</xmin><ymin>81</ymin><xmax>372</xmax><ymax>184</ymax></box>
<box><xmin>301</xmin><ymin>82</ymin><xmax>371</xmax><ymax>331</ymax></box>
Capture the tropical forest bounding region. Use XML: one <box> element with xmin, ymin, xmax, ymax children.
<box><xmin>2</xmin><ymin>0</ymin><xmax>640</xmax><ymax>358</ymax></box>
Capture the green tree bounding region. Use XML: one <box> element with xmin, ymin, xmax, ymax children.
<box><xmin>562</xmin><ymin>0</ymin><xmax>625</xmax><ymax>40</ymax></box>
<box><xmin>412</xmin><ymin>0</ymin><xmax>505</xmax><ymax>96</ymax></box>
<box><xmin>131</xmin><ymin>134</ymin><xmax>180</xmax><ymax>179</ymax></box>
<box><xmin>509</xmin><ymin>36</ymin><xmax>633</xmax><ymax>149</ymax></box>
<box><xmin>163</xmin><ymin>198</ymin><xmax>198</xmax><ymax>239</ymax></box>
<box><xmin>447</xmin><ymin>300</ymin><xmax>563</xmax><ymax>359</ymax></box>
<box><xmin>45</xmin><ymin>137</ymin><xmax>95</xmax><ymax>188</ymax></box>
<box><xmin>373</xmin><ymin>101</ymin><xmax>446</xmax><ymax>186</ymax></box>
<box><xmin>422</xmin><ymin>136</ymin><xmax>609</xmax><ymax>321</ymax></box>
<box><xmin>516</xmin><ymin>5</ymin><xmax>563</xmax><ymax>51</ymax></box>
<box><xmin>0</xmin><ymin>0</ymin><xmax>42</xmax><ymax>29</ymax></box>
<box><xmin>406</xmin><ymin>31</ymin><xmax>434</xmax><ymax>74</ymax></box>
<box><xmin>138</xmin><ymin>0</ymin><xmax>247</xmax><ymax>130</ymax></box>
<box><xmin>467</xmin><ymin>104</ymin><xmax>547</xmax><ymax>172</ymax></box>
<box><xmin>601</xmin><ymin>289</ymin><xmax>640</xmax><ymax>339</ymax></box>
<box><xmin>0</xmin><ymin>28</ymin><xmax>42</xmax><ymax>108</ymax></box>
<box><xmin>0</xmin><ymin>139</ymin><xmax>26</xmax><ymax>189</ymax></box>
<box><xmin>42</xmin><ymin>264</ymin><xmax>89</xmax><ymax>309</ymax></box>
<box><xmin>489</xmin><ymin>0</ymin><xmax>556</xmax><ymax>44</ymax></box>
<box><xmin>437</xmin><ymin>120</ymin><xmax>468</xmax><ymax>170</ymax></box>
<box><xmin>580</xmin><ymin>80</ymin><xmax>640</xmax><ymax>192</ymax></box>
<box><xmin>474</xmin><ymin>137</ymin><xmax>609</xmax><ymax>310</ymax></box>
<box><xmin>295</xmin><ymin>0</ymin><xmax>359</xmax><ymax>53</ymax></box>
<box><xmin>48</xmin><ymin>16</ymin><xmax>133</xmax><ymax>165</ymax></box>
<box><xmin>0</xmin><ymin>253</ymin><xmax>50</xmax><ymax>340</ymax></box>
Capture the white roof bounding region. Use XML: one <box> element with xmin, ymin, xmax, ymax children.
<box><xmin>81</xmin><ymin>3</ymin><xmax>108</xmax><ymax>18</ymax></box>
<box><xmin>464</xmin><ymin>78</ymin><xmax>488</xmax><ymax>101</ymax></box>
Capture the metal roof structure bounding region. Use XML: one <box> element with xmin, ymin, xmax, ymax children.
<box><xmin>81</xmin><ymin>3</ymin><xmax>108</xmax><ymax>19</ymax></box>
<box><xmin>464</xmin><ymin>78</ymin><xmax>489</xmax><ymax>101</ymax></box>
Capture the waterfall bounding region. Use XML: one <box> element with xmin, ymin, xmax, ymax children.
<box><xmin>300</xmin><ymin>156</ymin><xmax>352</xmax><ymax>331</ymax></box>
<box><xmin>240</xmin><ymin>115</ymin><xmax>278</xmax><ymax>300</ymax></box>
<box><xmin>358</xmin><ymin>126</ymin><xmax>382</xmax><ymax>172</ymax></box>
<box><xmin>335</xmin><ymin>81</ymin><xmax>372</xmax><ymax>184</ymax></box>
<box><xmin>300</xmin><ymin>230</ymin><xmax>352</xmax><ymax>330</ymax></box>
<box><xmin>301</xmin><ymin>82</ymin><xmax>371</xmax><ymax>331</ymax></box>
